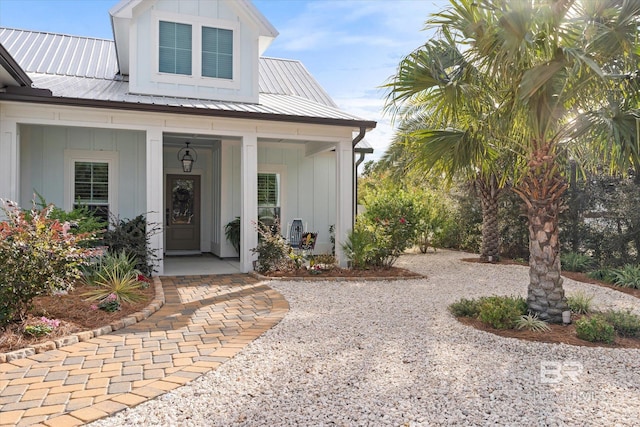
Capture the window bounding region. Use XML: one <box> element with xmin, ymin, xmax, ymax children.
<box><xmin>257</xmin><ymin>173</ymin><xmax>280</xmax><ymax>227</ymax></box>
<box><xmin>65</xmin><ymin>150</ymin><xmax>118</xmax><ymax>223</ymax></box>
<box><xmin>159</xmin><ymin>21</ymin><xmax>192</xmax><ymax>75</ymax></box>
<box><xmin>202</xmin><ymin>27</ymin><xmax>233</xmax><ymax>79</ymax></box>
<box><xmin>73</xmin><ymin>161</ymin><xmax>109</xmax><ymax>221</ymax></box>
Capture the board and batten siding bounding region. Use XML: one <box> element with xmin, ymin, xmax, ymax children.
<box><xmin>18</xmin><ymin>124</ymin><xmax>146</xmax><ymax>220</ymax></box>
<box><xmin>221</xmin><ymin>142</ymin><xmax>337</xmax><ymax>256</ymax></box>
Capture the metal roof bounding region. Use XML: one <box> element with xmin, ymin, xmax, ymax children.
<box><xmin>0</xmin><ymin>28</ymin><xmax>338</xmax><ymax>107</ymax></box>
<box><xmin>26</xmin><ymin>73</ymin><xmax>365</xmax><ymax>122</ymax></box>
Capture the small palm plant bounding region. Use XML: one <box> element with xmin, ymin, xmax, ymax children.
<box><xmin>82</xmin><ymin>250</ymin><xmax>145</xmax><ymax>305</ymax></box>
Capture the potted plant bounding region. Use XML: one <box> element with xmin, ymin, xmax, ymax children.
<box><xmin>225</xmin><ymin>217</ymin><xmax>241</xmax><ymax>255</ymax></box>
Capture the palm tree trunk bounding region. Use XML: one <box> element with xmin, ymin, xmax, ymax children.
<box><xmin>514</xmin><ymin>143</ymin><xmax>568</xmax><ymax>323</ymax></box>
<box><xmin>475</xmin><ymin>175</ymin><xmax>501</xmax><ymax>261</ymax></box>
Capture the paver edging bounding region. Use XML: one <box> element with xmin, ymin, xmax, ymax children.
<box><xmin>249</xmin><ymin>272</ymin><xmax>426</xmax><ymax>282</ymax></box>
<box><xmin>0</xmin><ymin>275</ymin><xmax>165</xmax><ymax>364</ymax></box>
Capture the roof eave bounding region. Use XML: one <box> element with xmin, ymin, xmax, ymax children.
<box><xmin>0</xmin><ymin>43</ymin><xmax>33</xmax><ymax>87</ymax></box>
<box><xmin>0</xmin><ymin>92</ymin><xmax>377</xmax><ymax>129</ymax></box>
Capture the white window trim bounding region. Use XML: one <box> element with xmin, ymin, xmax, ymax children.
<box><xmin>151</xmin><ymin>10</ymin><xmax>240</xmax><ymax>89</ymax></box>
<box><xmin>64</xmin><ymin>150</ymin><xmax>118</xmax><ymax>216</ymax></box>
<box><xmin>258</xmin><ymin>164</ymin><xmax>287</xmax><ymax>228</ymax></box>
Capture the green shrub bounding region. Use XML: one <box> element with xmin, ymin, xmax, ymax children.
<box><xmin>514</xmin><ymin>313</ymin><xmax>551</xmax><ymax>332</ymax></box>
<box><xmin>610</xmin><ymin>264</ymin><xmax>640</xmax><ymax>289</ymax></box>
<box><xmin>448</xmin><ymin>298</ymin><xmax>482</xmax><ymax>318</ymax></box>
<box><xmin>478</xmin><ymin>295</ymin><xmax>528</xmax><ymax>329</ymax></box>
<box><xmin>342</xmin><ymin>227</ymin><xmax>375</xmax><ymax>269</ymax></box>
<box><xmin>587</xmin><ymin>268</ymin><xmax>616</xmax><ymax>283</ymax></box>
<box><xmin>34</xmin><ymin>193</ymin><xmax>106</xmax><ymax>244</ymax></box>
<box><xmin>0</xmin><ymin>200</ymin><xmax>96</xmax><ymax>325</ymax></box>
<box><xmin>561</xmin><ymin>252</ymin><xmax>593</xmax><ymax>273</ymax></box>
<box><xmin>251</xmin><ymin>221</ymin><xmax>290</xmax><ymax>273</ymax></box>
<box><xmin>82</xmin><ymin>251</ymin><xmax>145</xmax><ymax>305</ymax></box>
<box><xmin>102</xmin><ymin>214</ymin><xmax>159</xmax><ymax>276</ymax></box>
<box><xmin>575</xmin><ymin>315</ymin><xmax>615</xmax><ymax>344</ymax></box>
<box><xmin>567</xmin><ymin>291</ymin><xmax>595</xmax><ymax>314</ymax></box>
<box><xmin>603</xmin><ymin>310</ymin><xmax>640</xmax><ymax>338</ymax></box>
<box><xmin>359</xmin><ymin>189</ymin><xmax>424</xmax><ymax>268</ymax></box>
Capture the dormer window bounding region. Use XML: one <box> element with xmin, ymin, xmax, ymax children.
<box><xmin>156</xmin><ymin>18</ymin><xmax>234</xmax><ymax>81</ymax></box>
<box><xmin>159</xmin><ymin>21</ymin><xmax>192</xmax><ymax>75</ymax></box>
<box><xmin>202</xmin><ymin>27</ymin><xmax>233</xmax><ymax>79</ymax></box>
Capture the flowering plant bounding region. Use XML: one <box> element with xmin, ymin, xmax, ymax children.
<box><xmin>24</xmin><ymin>317</ymin><xmax>61</xmax><ymax>337</ymax></box>
<box><xmin>97</xmin><ymin>293</ymin><xmax>121</xmax><ymax>312</ymax></box>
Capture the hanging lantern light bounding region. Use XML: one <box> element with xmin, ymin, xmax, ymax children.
<box><xmin>178</xmin><ymin>141</ymin><xmax>197</xmax><ymax>173</ymax></box>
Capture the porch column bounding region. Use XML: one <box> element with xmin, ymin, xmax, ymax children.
<box><xmin>0</xmin><ymin>119</ymin><xmax>19</xmax><ymax>206</ymax></box>
<box><xmin>146</xmin><ymin>129</ymin><xmax>164</xmax><ymax>275</ymax></box>
<box><xmin>335</xmin><ymin>138</ymin><xmax>353</xmax><ymax>267</ymax></box>
<box><xmin>240</xmin><ymin>133</ymin><xmax>258</xmax><ymax>273</ymax></box>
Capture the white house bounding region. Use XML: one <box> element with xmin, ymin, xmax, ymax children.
<box><xmin>0</xmin><ymin>0</ymin><xmax>376</xmax><ymax>274</ymax></box>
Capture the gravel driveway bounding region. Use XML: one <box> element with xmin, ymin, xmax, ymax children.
<box><xmin>90</xmin><ymin>250</ymin><xmax>640</xmax><ymax>426</ymax></box>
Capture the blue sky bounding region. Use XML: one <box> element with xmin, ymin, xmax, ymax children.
<box><xmin>0</xmin><ymin>0</ymin><xmax>449</xmax><ymax>160</ymax></box>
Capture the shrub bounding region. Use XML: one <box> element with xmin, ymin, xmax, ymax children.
<box><xmin>359</xmin><ymin>189</ymin><xmax>424</xmax><ymax>268</ymax></box>
<box><xmin>575</xmin><ymin>315</ymin><xmax>615</xmax><ymax>344</ymax></box>
<box><xmin>342</xmin><ymin>227</ymin><xmax>375</xmax><ymax>269</ymax></box>
<box><xmin>102</xmin><ymin>214</ymin><xmax>159</xmax><ymax>276</ymax></box>
<box><xmin>448</xmin><ymin>298</ymin><xmax>482</xmax><ymax>318</ymax></box>
<box><xmin>82</xmin><ymin>251</ymin><xmax>145</xmax><ymax>305</ymax></box>
<box><xmin>603</xmin><ymin>310</ymin><xmax>640</xmax><ymax>338</ymax></box>
<box><xmin>0</xmin><ymin>200</ymin><xmax>96</xmax><ymax>325</ymax></box>
<box><xmin>478</xmin><ymin>295</ymin><xmax>527</xmax><ymax>329</ymax></box>
<box><xmin>567</xmin><ymin>291</ymin><xmax>595</xmax><ymax>314</ymax></box>
<box><xmin>561</xmin><ymin>252</ymin><xmax>593</xmax><ymax>273</ymax></box>
<box><xmin>610</xmin><ymin>264</ymin><xmax>640</xmax><ymax>289</ymax></box>
<box><xmin>514</xmin><ymin>313</ymin><xmax>551</xmax><ymax>332</ymax></box>
<box><xmin>33</xmin><ymin>193</ymin><xmax>106</xmax><ymax>244</ymax></box>
<box><xmin>587</xmin><ymin>268</ymin><xmax>616</xmax><ymax>283</ymax></box>
<box><xmin>251</xmin><ymin>221</ymin><xmax>290</xmax><ymax>273</ymax></box>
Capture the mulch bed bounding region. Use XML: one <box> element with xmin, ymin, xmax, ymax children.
<box><xmin>0</xmin><ymin>283</ymin><xmax>154</xmax><ymax>354</ymax></box>
<box><xmin>460</xmin><ymin>256</ymin><xmax>640</xmax><ymax>349</ymax></box>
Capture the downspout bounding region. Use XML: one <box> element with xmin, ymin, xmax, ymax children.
<box><xmin>352</xmin><ymin>126</ymin><xmax>367</xmax><ymax>229</ymax></box>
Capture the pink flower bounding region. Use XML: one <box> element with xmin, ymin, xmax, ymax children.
<box><xmin>106</xmin><ymin>293</ymin><xmax>118</xmax><ymax>302</ymax></box>
<box><xmin>90</xmin><ymin>304</ymin><xmax>98</xmax><ymax>311</ymax></box>
<box><xmin>399</xmin><ymin>217</ymin><xmax>406</xmax><ymax>224</ymax></box>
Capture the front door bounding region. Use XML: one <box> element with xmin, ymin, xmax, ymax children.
<box><xmin>166</xmin><ymin>174</ymin><xmax>201</xmax><ymax>251</ymax></box>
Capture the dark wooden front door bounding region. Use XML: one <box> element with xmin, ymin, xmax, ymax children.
<box><xmin>166</xmin><ymin>174</ymin><xmax>201</xmax><ymax>251</ymax></box>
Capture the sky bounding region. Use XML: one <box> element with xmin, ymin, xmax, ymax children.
<box><xmin>0</xmin><ymin>0</ymin><xmax>450</xmax><ymax>161</ymax></box>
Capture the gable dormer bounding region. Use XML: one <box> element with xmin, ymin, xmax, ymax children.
<box><xmin>110</xmin><ymin>0</ymin><xmax>278</xmax><ymax>103</ymax></box>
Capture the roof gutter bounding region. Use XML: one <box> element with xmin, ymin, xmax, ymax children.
<box><xmin>0</xmin><ymin>92</ymin><xmax>377</xmax><ymax>129</ymax></box>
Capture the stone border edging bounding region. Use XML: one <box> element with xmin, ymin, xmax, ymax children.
<box><xmin>249</xmin><ymin>272</ymin><xmax>426</xmax><ymax>282</ymax></box>
<box><xmin>0</xmin><ymin>276</ymin><xmax>165</xmax><ymax>364</ymax></box>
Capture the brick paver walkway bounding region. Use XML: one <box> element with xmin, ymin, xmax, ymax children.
<box><xmin>0</xmin><ymin>275</ymin><xmax>288</xmax><ymax>427</ymax></box>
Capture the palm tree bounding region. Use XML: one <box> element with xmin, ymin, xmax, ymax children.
<box><xmin>384</xmin><ymin>37</ymin><xmax>515</xmax><ymax>262</ymax></box>
<box><xmin>387</xmin><ymin>0</ymin><xmax>640</xmax><ymax>322</ymax></box>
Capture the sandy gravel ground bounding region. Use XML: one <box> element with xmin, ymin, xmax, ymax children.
<box><xmin>90</xmin><ymin>250</ymin><xmax>640</xmax><ymax>426</ymax></box>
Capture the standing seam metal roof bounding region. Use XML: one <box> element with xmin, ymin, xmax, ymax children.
<box><xmin>0</xmin><ymin>27</ymin><xmax>340</xmax><ymax>108</ymax></box>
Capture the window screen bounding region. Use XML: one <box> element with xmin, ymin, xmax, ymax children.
<box><xmin>202</xmin><ymin>27</ymin><xmax>233</xmax><ymax>79</ymax></box>
<box><xmin>159</xmin><ymin>21</ymin><xmax>192</xmax><ymax>75</ymax></box>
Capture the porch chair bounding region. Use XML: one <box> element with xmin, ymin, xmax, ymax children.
<box><xmin>288</xmin><ymin>218</ymin><xmax>304</xmax><ymax>249</ymax></box>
